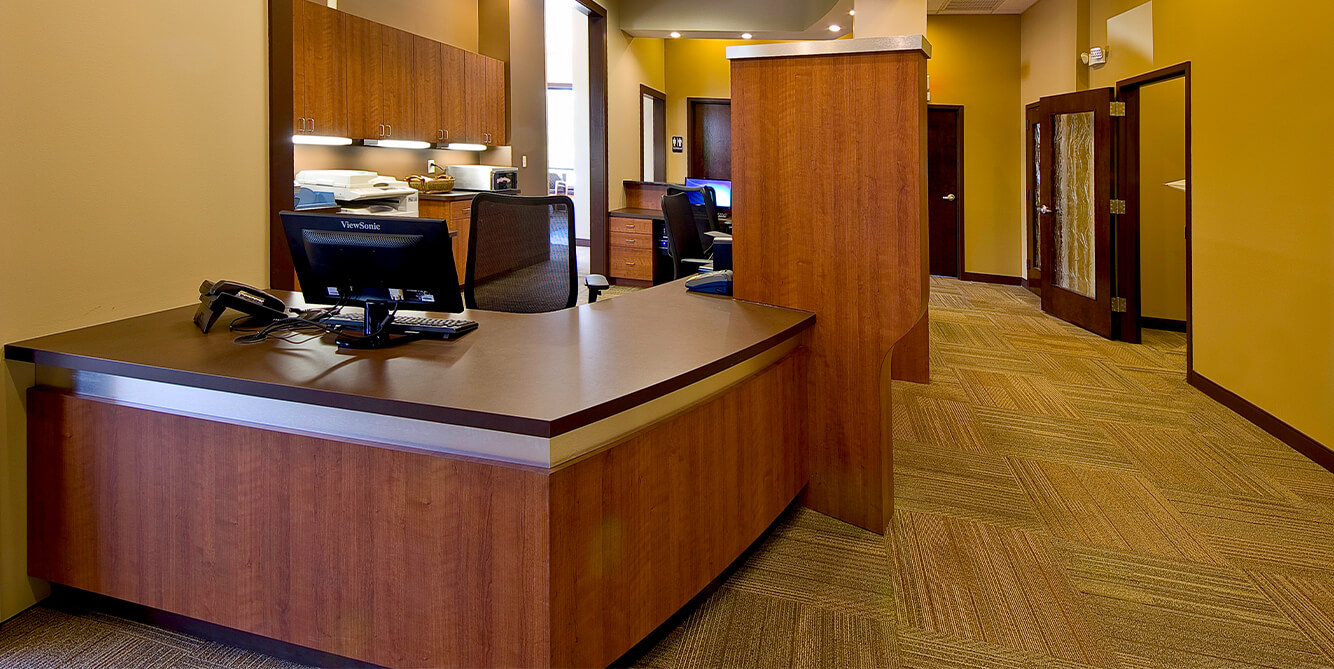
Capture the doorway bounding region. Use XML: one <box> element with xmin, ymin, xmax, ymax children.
<box><xmin>1029</xmin><ymin>64</ymin><xmax>1193</xmax><ymax>360</ymax></box>
<box><xmin>687</xmin><ymin>98</ymin><xmax>731</xmax><ymax>180</ymax></box>
<box><xmin>1024</xmin><ymin>102</ymin><xmax>1042</xmax><ymax>294</ymax></box>
<box><xmin>545</xmin><ymin>0</ymin><xmax>591</xmax><ymax>242</ymax></box>
<box><xmin>640</xmin><ymin>86</ymin><xmax>665</xmax><ymax>182</ymax></box>
<box><xmin>928</xmin><ymin>105</ymin><xmax>964</xmax><ymax>278</ymax></box>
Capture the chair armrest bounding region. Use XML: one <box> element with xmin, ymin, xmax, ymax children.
<box><xmin>585</xmin><ymin>274</ymin><xmax>609</xmax><ymax>303</ymax></box>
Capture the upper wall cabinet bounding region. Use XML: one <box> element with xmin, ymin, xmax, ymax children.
<box><xmin>346</xmin><ymin>15</ymin><xmax>418</xmax><ymax>141</ymax></box>
<box><xmin>293</xmin><ymin>0</ymin><xmax>347</xmax><ymax>137</ymax></box>
<box><xmin>292</xmin><ymin>0</ymin><xmax>507</xmax><ymax>145</ymax></box>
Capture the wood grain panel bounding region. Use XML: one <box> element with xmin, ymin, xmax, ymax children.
<box><xmin>27</xmin><ymin>389</ymin><xmax>550</xmax><ymax>668</ymax></box>
<box><xmin>549</xmin><ymin>351</ymin><xmax>807</xmax><ymax>668</ymax></box>
<box><xmin>609</xmin><ymin>231</ymin><xmax>653</xmax><ymax>249</ymax></box>
<box><xmin>299</xmin><ymin>0</ymin><xmax>347</xmax><ymax>137</ymax></box>
<box><xmin>731</xmin><ymin>50</ymin><xmax>929</xmax><ymax>532</ymax></box>
<box><xmin>624</xmin><ymin>182</ymin><xmax>670</xmax><ymax>210</ymax></box>
<box><xmin>610</xmin><ymin>246</ymin><xmax>653</xmax><ymax>280</ymax></box>
<box><xmin>610</xmin><ymin>216</ymin><xmax>652</xmax><ymax>234</ymax></box>
<box><xmin>440</xmin><ymin>44</ymin><xmax>468</xmax><ymax>143</ymax></box>
<box><xmin>412</xmin><ymin>35</ymin><xmax>442</xmax><ymax>142</ymax></box>
<box><xmin>343</xmin><ymin>14</ymin><xmax>382</xmax><ymax>139</ymax></box>
<box><xmin>380</xmin><ymin>26</ymin><xmax>416</xmax><ymax>140</ymax></box>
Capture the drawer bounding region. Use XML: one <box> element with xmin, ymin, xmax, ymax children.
<box><xmin>610</xmin><ymin>217</ymin><xmax>652</xmax><ymax>235</ymax></box>
<box><xmin>448</xmin><ymin>199</ymin><xmax>474</xmax><ymax>221</ymax></box>
<box><xmin>418</xmin><ymin>199</ymin><xmax>451</xmax><ymax>220</ymax></box>
<box><xmin>610</xmin><ymin>246</ymin><xmax>653</xmax><ymax>281</ymax></box>
<box><xmin>609</xmin><ymin>231</ymin><xmax>653</xmax><ymax>249</ymax></box>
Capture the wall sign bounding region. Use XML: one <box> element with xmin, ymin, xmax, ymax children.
<box><xmin>671</xmin><ymin>136</ymin><xmax>684</xmax><ymax>153</ymax></box>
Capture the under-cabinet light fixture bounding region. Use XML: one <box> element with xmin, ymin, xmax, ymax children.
<box><xmin>364</xmin><ymin>139</ymin><xmax>433</xmax><ymax>150</ymax></box>
<box><xmin>445</xmin><ymin>143</ymin><xmax>489</xmax><ymax>152</ymax></box>
<box><xmin>292</xmin><ymin>135</ymin><xmax>353</xmax><ymax>146</ymax></box>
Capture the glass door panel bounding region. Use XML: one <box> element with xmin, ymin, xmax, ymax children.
<box><xmin>1052</xmin><ymin>111</ymin><xmax>1097</xmax><ymax>298</ymax></box>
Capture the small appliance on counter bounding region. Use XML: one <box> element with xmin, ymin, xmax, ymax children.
<box><xmin>445</xmin><ymin>165</ymin><xmax>519</xmax><ymax>193</ymax></box>
<box><xmin>294</xmin><ymin>170</ymin><xmax>419</xmax><ymax>217</ymax></box>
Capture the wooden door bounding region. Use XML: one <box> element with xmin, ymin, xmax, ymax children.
<box><xmin>413</xmin><ymin>35</ymin><xmax>442</xmax><ymax>143</ymax></box>
<box><xmin>379</xmin><ymin>26</ymin><xmax>416</xmax><ymax>140</ymax></box>
<box><xmin>292</xmin><ymin>0</ymin><xmax>306</xmax><ymax>133</ymax></box>
<box><xmin>927</xmin><ymin>106</ymin><xmax>962</xmax><ymax>277</ymax></box>
<box><xmin>688</xmin><ymin>99</ymin><xmax>731</xmax><ymax>179</ymax></box>
<box><xmin>1038</xmin><ymin>88</ymin><xmax>1117</xmax><ymax>338</ymax></box>
<box><xmin>484</xmin><ymin>57</ymin><xmax>507</xmax><ymax>145</ymax></box>
<box><xmin>344</xmin><ymin>14</ymin><xmax>383</xmax><ymax>139</ymax></box>
<box><xmin>440</xmin><ymin>44</ymin><xmax>468</xmax><ymax>144</ymax></box>
<box><xmin>463</xmin><ymin>52</ymin><xmax>486</xmax><ymax>143</ymax></box>
<box><xmin>296</xmin><ymin>0</ymin><xmax>347</xmax><ymax>137</ymax></box>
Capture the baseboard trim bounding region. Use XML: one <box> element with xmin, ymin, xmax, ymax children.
<box><xmin>1187</xmin><ymin>370</ymin><xmax>1333</xmax><ymax>474</ymax></box>
<box><xmin>1142</xmin><ymin>317</ymin><xmax>1187</xmax><ymax>332</ymax></box>
<box><xmin>960</xmin><ymin>272</ymin><xmax>1023</xmax><ymax>286</ymax></box>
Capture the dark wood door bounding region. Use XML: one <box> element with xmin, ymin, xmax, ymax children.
<box><xmin>439</xmin><ymin>44</ymin><xmax>468</xmax><ymax>144</ymax></box>
<box><xmin>463</xmin><ymin>52</ymin><xmax>489</xmax><ymax>144</ymax></box>
<box><xmin>688</xmin><ymin>99</ymin><xmax>731</xmax><ymax>180</ymax></box>
<box><xmin>928</xmin><ymin>106</ymin><xmax>961</xmax><ymax>277</ymax></box>
<box><xmin>1038</xmin><ymin>88</ymin><xmax>1117</xmax><ymax>339</ymax></box>
<box><xmin>379</xmin><ymin>25</ymin><xmax>417</xmax><ymax>140</ymax></box>
<box><xmin>344</xmin><ymin>14</ymin><xmax>383</xmax><ymax>139</ymax></box>
<box><xmin>484</xmin><ymin>57</ymin><xmax>507</xmax><ymax>145</ymax></box>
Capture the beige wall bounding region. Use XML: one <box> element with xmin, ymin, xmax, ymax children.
<box><xmin>605</xmin><ymin>0</ymin><xmax>666</xmax><ymax>209</ymax></box>
<box><xmin>0</xmin><ymin>0</ymin><xmax>270</xmax><ymax>618</ymax></box>
<box><xmin>662</xmin><ymin>39</ymin><xmax>747</xmax><ymax>184</ymax></box>
<box><xmin>928</xmin><ymin>15</ymin><xmax>1023</xmax><ymax>278</ymax></box>
<box><xmin>1137</xmin><ymin>77</ymin><xmax>1186</xmax><ymax>322</ymax></box>
<box><xmin>337</xmin><ymin>0</ymin><xmax>479</xmax><ymax>51</ymax></box>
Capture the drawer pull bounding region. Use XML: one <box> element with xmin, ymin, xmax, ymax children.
<box><xmin>626</xmin><ymin>223</ymin><xmax>636</xmax><ymax>228</ymax></box>
<box><xmin>625</xmin><ymin>261</ymin><xmax>636</xmax><ymax>266</ymax></box>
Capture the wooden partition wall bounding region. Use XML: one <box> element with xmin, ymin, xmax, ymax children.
<box><xmin>729</xmin><ymin>38</ymin><xmax>931</xmax><ymax>533</ymax></box>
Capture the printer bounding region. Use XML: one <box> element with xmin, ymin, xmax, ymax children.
<box><xmin>294</xmin><ymin>170</ymin><xmax>419</xmax><ymax>217</ymax></box>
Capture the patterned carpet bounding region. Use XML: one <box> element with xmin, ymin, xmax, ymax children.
<box><xmin>3</xmin><ymin>277</ymin><xmax>1333</xmax><ymax>668</ymax></box>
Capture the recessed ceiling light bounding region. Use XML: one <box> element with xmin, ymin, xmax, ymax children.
<box><xmin>828</xmin><ymin>24</ymin><xmax>841</xmax><ymax>31</ymax></box>
<box><xmin>669</xmin><ymin>31</ymin><xmax>681</xmax><ymax>38</ymax></box>
<box><xmin>741</xmin><ymin>33</ymin><xmax>752</xmax><ymax>39</ymax></box>
<box><xmin>848</xmin><ymin>9</ymin><xmax>856</xmax><ymax>15</ymax></box>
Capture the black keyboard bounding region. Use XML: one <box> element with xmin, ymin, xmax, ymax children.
<box><xmin>321</xmin><ymin>312</ymin><xmax>478</xmax><ymax>338</ymax></box>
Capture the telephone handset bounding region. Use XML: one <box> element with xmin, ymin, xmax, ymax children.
<box><xmin>193</xmin><ymin>279</ymin><xmax>290</xmax><ymax>333</ymax></box>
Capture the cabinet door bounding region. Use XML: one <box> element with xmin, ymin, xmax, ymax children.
<box><xmin>380</xmin><ymin>26</ymin><xmax>417</xmax><ymax>140</ymax></box>
<box><xmin>295</xmin><ymin>0</ymin><xmax>348</xmax><ymax>137</ymax></box>
<box><xmin>413</xmin><ymin>35</ymin><xmax>442</xmax><ymax>143</ymax></box>
<box><xmin>463</xmin><ymin>52</ymin><xmax>487</xmax><ymax>144</ymax></box>
<box><xmin>485</xmin><ymin>57</ymin><xmax>507</xmax><ymax>145</ymax></box>
<box><xmin>344</xmin><ymin>14</ymin><xmax>384</xmax><ymax>139</ymax></box>
<box><xmin>292</xmin><ymin>0</ymin><xmax>306</xmax><ymax>133</ymax></box>
<box><xmin>440</xmin><ymin>44</ymin><xmax>469</xmax><ymax>144</ymax></box>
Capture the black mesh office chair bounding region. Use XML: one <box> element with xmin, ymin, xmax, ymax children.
<box><xmin>666</xmin><ymin>185</ymin><xmax>721</xmax><ymax>254</ymax></box>
<box><xmin>465</xmin><ymin>193</ymin><xmax>607</xmax><ymax>313</ymax></box>
<box><xmin>661</xmin><ymin>192</ymin><xmax>713</xmax><ymax>280</ymax></box>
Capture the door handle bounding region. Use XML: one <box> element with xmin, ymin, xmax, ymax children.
<box><xmin>942</xmin><ymin>193</ymin><xmax>956</xmax><ymax>201</ymax></box>
<box><xmin>1038</xmin><ymin>205</ymin><xmax>1053</xmax><ymax>215</ymax></box>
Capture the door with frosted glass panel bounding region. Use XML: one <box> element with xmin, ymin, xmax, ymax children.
<box><xmin>1038</xmin><ymin>88</ymin><xmax>1117</xmax><ymax>338</ymax></box>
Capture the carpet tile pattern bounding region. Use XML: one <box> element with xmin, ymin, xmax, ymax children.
<box><xmin>2</xmin><ymin>277</ymin><xmax>1333</xmax><ymax>668</ymax></box>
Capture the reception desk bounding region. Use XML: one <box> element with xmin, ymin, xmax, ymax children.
<box><xmin>6</xmin><ymin>281</ymin><xmax>813</xmax><ymax>668</ymax></box>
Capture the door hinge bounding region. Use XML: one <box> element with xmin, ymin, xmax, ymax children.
<box><xmin>1110</xmin><ymin>199</ymin><xmax>1127</xmax><ymax>215</ymax></box>
<box><xmin>1111</xmin><ymin>101</ymin><xmax>1126</xmax><ymax>117</ymax></box>
<box><xmin>1112</xmin><ymin>297</ymin><xmax>1127</xmax><ymax>313</ymax></box>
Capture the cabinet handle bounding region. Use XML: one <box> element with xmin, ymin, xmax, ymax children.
<box><xmin>386</xmin><ymin>124</ymin><xmax>392</xmax><ymax>137</ymax></box>
<box><xmin>444</xmin><ymin>129</ymin><xmax>450</xmax><ymax>141</ymax></box>
<box><xmin>461</xmin><ymin>208</ymin><xmax>471</xmax><ymax>214</ymax></box>
<box><xmin>625</xmin><ymin>223</ymin><xmax>636</xmax><ymax>229</ymax></box>
<box><xmin>309</xmin><ymin>118</ymin><xmax>315</xmax><ymax>134</ymax></box>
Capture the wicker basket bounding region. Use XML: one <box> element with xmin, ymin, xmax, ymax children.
<box><xmin>406</xmin><ymin>174</ymin><xmax>455</xmax><ymax>193</ymax></box>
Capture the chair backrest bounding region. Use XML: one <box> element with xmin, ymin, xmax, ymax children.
<box><xmin>666</xmin><ymin>185</ymin><xmax>719</xmax><ymax>252</ymax></box>
<box><xmin>661</xmin><ymin>191</ymin><xmax>706</xmax><ymax>280</ymax></box>
<box><xmin>465</xmin><ymin>193</ymin><xmax>577</xmax><ymax>313</ymax></box>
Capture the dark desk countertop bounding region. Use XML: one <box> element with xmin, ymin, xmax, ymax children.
<box><xmin>6</xmin><ymin>282</ymin><xmax>812</xmax><ymax>438</ymax></box>
<box><xmin>610</xmin><ymin>207</ymin><xmax>663</xmax><ymax>219</ymax></box>
<box><xmin>418</xmin><ymin>191</ymin><xmax>479</xmax><ymax>201</ymax></box>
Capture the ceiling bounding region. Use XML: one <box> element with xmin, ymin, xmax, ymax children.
<box><xmin>927</xmin><ymin>0</ymin><xmax>1040</xmax><ymax>14</ymax></box>
<box><xmin>619</xmin><ymin>0</ymin><xmax>856</xmax><ymax>40</ymax></box>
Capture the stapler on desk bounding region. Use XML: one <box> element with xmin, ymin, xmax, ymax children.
<box><xmin>685</xmin><ymin>270</ymin><xmax>733</xmax><ymax>296</ymax></box>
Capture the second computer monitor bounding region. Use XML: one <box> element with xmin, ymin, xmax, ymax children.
<box><xmin>684</xmin><ymin>178</ymin><xmax>731</xmax><ymax>210</ymax></box>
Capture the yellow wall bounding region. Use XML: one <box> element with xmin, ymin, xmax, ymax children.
<box><xmin>1022</xmin><ymin>0</ymin><xmax>1334</xmax><ymax>444</ymax></box>
<box><xmin>662</xmin><ymin>39</ymin><xmax>747</xmax><ymax>184</ymax></box>
<box><xmin>1138</xmin><ymin>77</ymin><xmax>1186</xmax><ymax>322</ymax></box>
<box><xmin>337</xmin><ymin>0</ymin><xmax>479</xmax><ymax>51</ymax></box>
<box><xmin>0</xmin><ymin>0</ymin><xmax>270</xmax><ymax>618</ymax></box>
<box><xmin>927</xmin><ymin>15</ymin><xmax>1023</xmax><ymax>277</ymax></box>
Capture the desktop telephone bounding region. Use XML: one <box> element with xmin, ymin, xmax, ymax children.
<box><xmin>194</xmin><ymin>280</ymin><xmax>290</xmax><ymax>333</ymax></box>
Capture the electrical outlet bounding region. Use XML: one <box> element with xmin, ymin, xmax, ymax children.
<box><xmin>522</xmin><ymin>155</ymin><xmax>528</xmax><ymax>168</ymax></box>
<box><xmin>427</xmin><ymin>159</ymin><xmax>438</xmax><ymax>174</ymax></box>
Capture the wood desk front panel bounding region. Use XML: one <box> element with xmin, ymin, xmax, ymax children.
<box><xmin>28</xmin><ymin>350</ymin><xmax>806</xmax><ymax>667</ymax></box>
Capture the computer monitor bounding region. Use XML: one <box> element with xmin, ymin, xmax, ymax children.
<box><xmin>281</xmin><ymin>211</ymin><xmax>463</xmax><ymax>346</ymax></box>
<box><xmin>684</xmin><ymin>178</ymin><xmax>732</xmax><ymax>209</ymax></box>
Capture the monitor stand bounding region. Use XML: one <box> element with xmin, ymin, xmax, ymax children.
<box><xmin>334</xmin><ymin>300</ymin><xmax>428</xmax><ymax>350</ymax></box>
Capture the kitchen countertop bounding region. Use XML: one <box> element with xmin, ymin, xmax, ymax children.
<box><xmin>417</xmin><ymin>190</ymin><xmax>480</xmax><ymax>201</ymax></box>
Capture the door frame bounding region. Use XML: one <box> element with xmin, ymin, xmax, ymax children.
<box><xmin>686</xmin><ymin>97</ymin><xmax>731</xmax><ymax>179</ymax></box>
<box><xmin>639</xmin><ymin>85</ymin><xmax>666</xmax><ymax>182</ymax></box>
<box><xmin>928</xmin><ymin>104</ymin><xmax>965</xmax><ymax>279</ymax></box>
<box><xmin>1024</xmin><ymin>102</ymin><xmax>1041</xmax><ymax>294</ymax></box>
<box><xmin>1114</xmin><ymin>63</ymin><xmax>1192</xmax><ymax>367</ymax></box>
<box><xmin>572</xmin><ymin>0</ymin><xmax>609</xmax><ymax>274</ymax></box>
